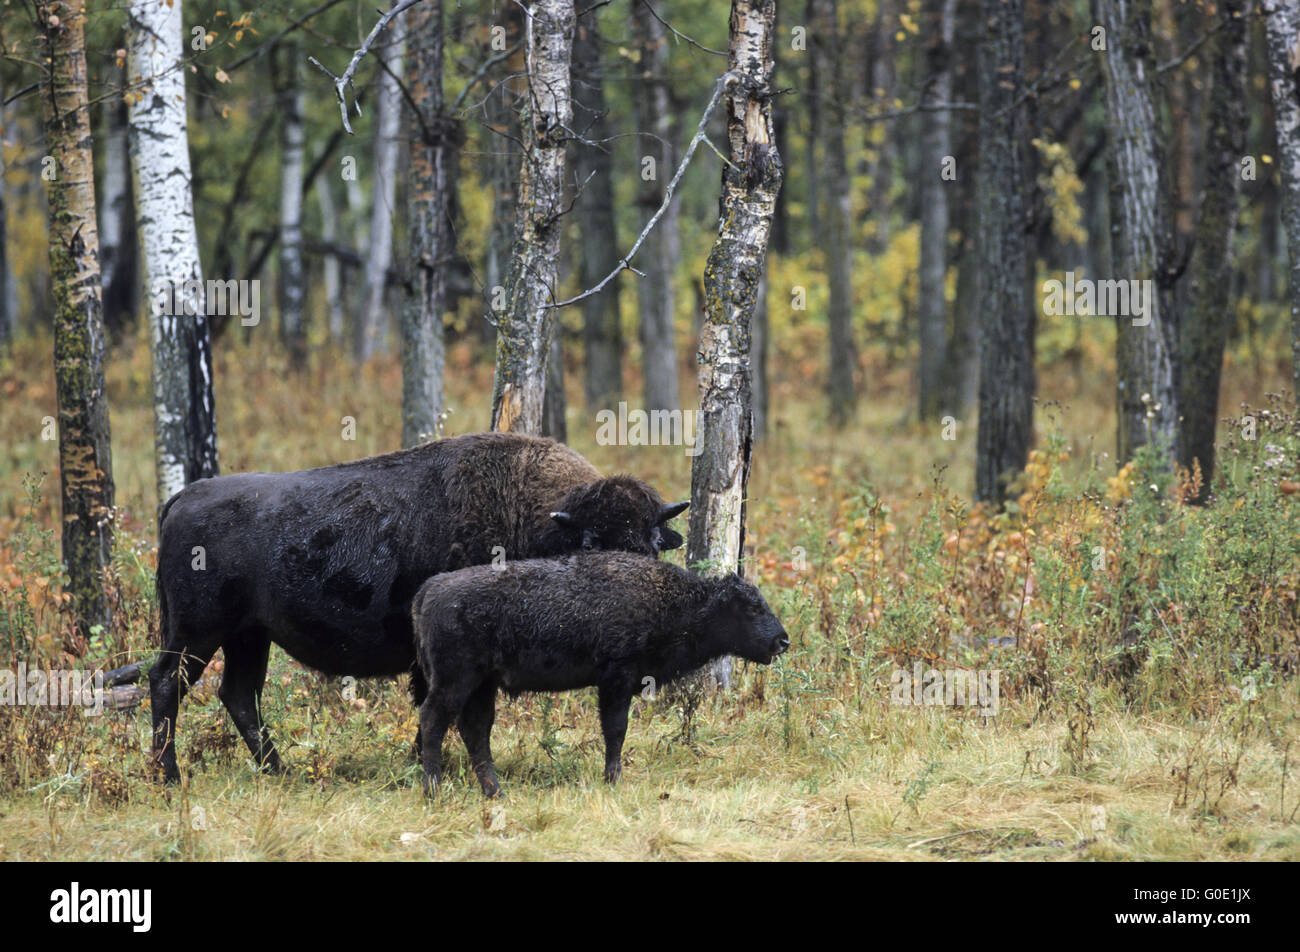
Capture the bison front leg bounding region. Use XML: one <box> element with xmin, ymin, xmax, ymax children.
<box><xmin>218</xmin><ymin>631</ymin><xmax>284</xmax><ymax>776</ymax></box>
<box><xmin>597</xmin><ymin>686</ymin><xmax>633</xmax><ymax>785</ymax></box>
<box><xmin>456</xmin><ymin>680</ymin><xmax>501</xmax><ymax>798</ymax></box>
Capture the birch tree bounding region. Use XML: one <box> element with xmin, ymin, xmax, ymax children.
<box><xmin>403</xmin><ymin>0</ymin><xmax>450</xmax><ymax>446</ymax></box>
<box><xmin>357</xmin><ymin>20</ymin><xmax>406</xmax><ymax>362</ymax></box>
<box><xmin>633</xmin><ymin>0</ymin><xmax>680</xmax><ymax>414</ymax></box>
<box><xmin>276</xmin><ymin>41</ymin><xmax>307</xmax><ymax>368</ymax></box>
<box><xmin>1265</xmin><ymin>0</ymin><xmax>1300</xmax><ymax>399</ymax></box>
<box><xmin>688</xmin><ymin>0</ymin><xmax>783</xmax><ymax>686</ymax></box>
<box><xmin>1096</xmin><ymin>0</ymin><xmax>1178</xmax><ymax>463</ymax></box>
<box><xmin>490</xmin><ymin>0</ymin><xmax>575</xmax><ymax>434</ymax></box>
<box><xmin>127</xmin><ymin>0</ymin><xmax>219</xmax><ymax>510</ymax></box>
<box><xmin>974</xmin><ymin>0</ymin><xmax>1034</xmax><ymax>504</ymax></box>
<box><xmin>39</xmin><ymin>0</ymin><xmax>115</xmax><ymax>636</ymax></box>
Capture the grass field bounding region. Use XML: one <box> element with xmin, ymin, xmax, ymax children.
<box><xmin>1</xmin><ymin>326</ymin><xmax>1298</xmax><ymax>861</ymax></box>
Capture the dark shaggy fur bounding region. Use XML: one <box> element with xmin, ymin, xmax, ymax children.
<box><xmin>411</xmin><ymin>553</ymin><xmax>789</xmax><ymax>797</ymax></box>
<box><xmin>150</xmin><ymin>432</ymin><xmax>687</xmax><ymax>783</ymax></box>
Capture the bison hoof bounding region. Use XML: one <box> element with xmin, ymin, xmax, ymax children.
<box><xmin>604</xmin><ymin>764</ymin><xmax>622</xmax><ymax>785</ymax></box>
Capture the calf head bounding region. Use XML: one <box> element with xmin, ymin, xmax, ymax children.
<box><xmin>712</xmin><ymin>575</ymin><xmax>790</xmax><ymax>664</ymax></box>
<box><xmin>542</xmin><ymin>476</ymin><xmax>688</xmax><ymax>557</ymax></box>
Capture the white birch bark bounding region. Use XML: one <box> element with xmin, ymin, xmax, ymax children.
<box><xmin>127</xmin><ymin>0</ymin><xmax>219</xmax><ymax>509</ymax></box>
<box><xmin>1264</xmin><ymin>0</ymin><xmax>1300</xmax><ymax>398</ymax></box>
<box><xmin>357</xmin><ymin>20</ymin><xmax>406</xmax><ymax>362</ymax></box>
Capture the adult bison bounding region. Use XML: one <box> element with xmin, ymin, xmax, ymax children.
<box><xmin>150</xmin><ymin>432</ymin><xmax>687</xmax><ymax>783</ymax></box>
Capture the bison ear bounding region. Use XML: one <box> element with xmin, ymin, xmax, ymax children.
<box><xmin>659</xmin><ymin>526</ymin><xmax>684</xmax><ymax>551</ymax></box>
<box><xmin>549</xmin><ymin>511</ymin><xmax>577</xmax><ymax>528</ymax></box>
<box><xmin>658</xmin><ymin>501</ymin><xmax>689</xmax><ymax>523</ymax></box>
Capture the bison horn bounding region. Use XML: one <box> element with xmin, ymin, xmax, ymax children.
<box><xmin>549</xmin><ymin>511</ymin><xmax>577</xmax><ymax>527</ymax></box>
<box><xmin>658</xmin><ymin>501</ymin><xmax>689</xmax><ymax>522</ymax></box>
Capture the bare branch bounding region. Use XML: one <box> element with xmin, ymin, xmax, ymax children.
<box><xmin>550</xmin><ymin>71</ymin><xmax>736</xmax><ymax>309</ymax></box>
<box><xmin>637</xmin><ymin>0</ymin><xmax>727</xmax><ymax>56</ymax></box>
<box><xmin>309</xmin><ymin>0</ymin><xmax>423</xmax><ymax>134</ymax></box>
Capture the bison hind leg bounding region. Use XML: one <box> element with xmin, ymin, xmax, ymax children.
<box><xmin>218</xmin><ymin>629</ymin><xmax>284</xmax><ymax>776</ymax></box>
<box><xmin>149</xmin><ymin>636</ymin><xmax>220</xmax><ymax>784</ymax></box>
<box><xmin>456</xmin><ymin>680</ymin><xmax>500</xmax><ymax>798</ymax></box>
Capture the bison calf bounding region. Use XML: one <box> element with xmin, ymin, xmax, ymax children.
<box><xmin>411</xmin><ymin>553</ymin><xmax>790</xmax><ymax>797</ymax></box>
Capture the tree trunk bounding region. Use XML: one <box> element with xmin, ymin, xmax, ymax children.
<box><xmin>1265</xmin><ymin>0</ymin><xmax>1300</xmax><ymax>399</ymax></box>
<box><xmin>276</xmin><ymin>41</ymin><xmax>307</xmax><ymax>368</ymax></box>
<box><xmin>633</xmin><ymin>0</ymin><xmax>680</xmax><ymax>414</ymax></box>
<box><xmin>357</xmin><ymin>20</ymin><xmax>406</xmax><ymax>363</ymax></box>
<box><xmin>1096</xmin><ymin>0</ymin><xmax>1179</xmax><ymax>463</ymax></box>
<box><xmin>974</xmin><ymin>0</ymin><xmax>1035</xmax><ymax>504</ymax></box>
<box><xmin>945</xmin><ymin>231</ymin><xmax>980</xmax><ymax>415</ymax></box>
<box><xmin>0</xmin><ymin>94</ymin><xmax>11</xmax><ymax>348</ymax></box>
<box><xmin>918</xmin><ymin>0</ymin><xmax>956</xmax><ymax>421</ymax></box>
<box><xmin>868</xmin><ymin>1</ymin><xmax>895</xmax><ymax>253</ymax></box>
<box><xmin>403</xmin><ymin>0</ymin><xmax>450</xmax><ymax>446</ymax></box>
<box><xmin>804</xmin><ymin>0</ymin><xmax>821</xmax><ymax>245</ymax></box>
<box><xmin>127</xmin><ymin>0</ymin><xmax>219</xmax><ymax>514</ymax></box>
<box><xmin>490</xmin><ymin>0</ymin><xmax>575</xmax><ymax>434</ymax></box>
<box><xmin>317</xmin><ymin>177</ymin><xmax>347</xmax><ymax>342</ymax></box>
<box><xmin>40</xmin><ymin>0</ymin><xmax>115</xmax><ymax>637</ymax></box>
<box><xmin>572</xmin><ymin>11</ymin><xmax>623</xmax><ymax>412</ymax></box>
<box><xmin>543</xmin><ymin>327</ymin><xmax>567</xmax><ymax>440</ymax></box>
<box><xmin>818</xmin><ymin>0</ymin><xmax>857</xmax><ymax>426</ymax></box>
<box><xmin>688</xmin><ymin>0</ymin><xmax>783</xmax><ymax>688</ymax></box>
<box><xmin>1178</xmin><ymin>0</ymin><xmax>1249</xmax><ymax>496</ymax></box>
<box><xmin>98</xmin><ymin>94</ymin><xmax>137</xmax><ymax>342</ymax></box>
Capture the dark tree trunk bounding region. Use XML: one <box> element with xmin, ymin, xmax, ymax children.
<box><xmin>572</xmin><ymin>11</ymin><xmax>623</xmax><ymax>411</ymax></box>
<box><xmin>39</xmin><ymin>0</ymin><xmax>115</xmax><ymax>637</ymax></box>
<box><xmin>688</xmin><ymin>0</ymin><xmax>783</xmax><ymax>688</ymax></box>
<box><xmin>974</xmin><ymin>0</ymin><xmax>1035</xmax><ymax>504</ymax></box>
<box><xmin>490</xmin><ymin>0</ymin><xmax>575</xmax><ymax>433</ymax></box>
<box><xmin>543</xmin><ymin>328</ymin><xmax>567</xmax><ymax>440</ymax></box>
<box><xmin>0</xmin><ymin>95</ymin><xmax>11</xmax><ymax>348</ymax></box>
<box><xmin>403</xmin><ymin>0</ymin><xmax>451</xmax><ymax>446</ymax></box>
<box><xmin>818</xmin><ymin>0</ymin><xmax>857</xmax><ymax>426</ymax></box>
<box><xmin>633</xmin><ymin>0</ymin><xmax>680</xmax><ymax>413</ymax></box>
<box><xmin>918</xmin><ymin>0</ymin><xmax>957</xmax><ymax>421</ymax></box>
<box><xmin>1097</xmin><ymin>0</ymin><xmax>1179</xmax><ymax>463</ymax></box>
<box><xmin>98</xmin><ymin>94</ymin><xmax>137</xmax><ymax>342</ymax></box>
<box><xmin>1178</xmin><ymin>0</ymin><xmax>1249</xmax><ymax>496</ymax></box>
<box><xmin>804</xmin><ymin>0</ymin><xmax>821</xmax><ymax>245</ymax></box>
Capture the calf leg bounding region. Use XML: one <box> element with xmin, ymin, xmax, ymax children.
<box><xmin>597</xmin><ymin>686</ymin><xmax>633</xmax><ymax>785</ymax></box>
<box><xmin>150</xmin><ymin>641</ymin><xmax>218</xmax><ymax>784</ymax></box>
<box><xmin>419</xmin><ymin>693</ymin><xmax>457</xmax><ymax>797</ymax></box>
<box><xmin>456</xmin><ymin>680</ymin><xmax>500</xmax><ymax>798</ymax></box>
<box><xmin>408</xmin><ymin>661</ymin><xmax>429</xmax><ymax>760</ymax></box>
<box><xmin>218</xmin><ymin>630</ymin><xmax>283</xmax><ymax>775</ymax></box>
